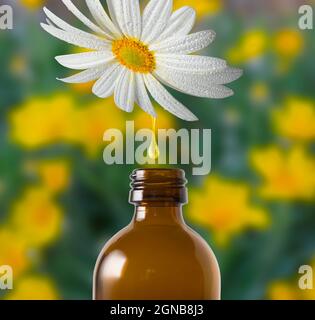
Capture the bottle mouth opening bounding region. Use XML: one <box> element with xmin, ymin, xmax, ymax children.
<box><xmin>129</xmin><ymin>168</ymin><xmax>188</xmax><ymax>204</ymax></box>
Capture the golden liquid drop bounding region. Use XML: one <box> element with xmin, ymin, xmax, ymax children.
<box><xmin>148</xmin><ymin>116</ymin><xmax>160</xmax><ymax>160</ymax></box>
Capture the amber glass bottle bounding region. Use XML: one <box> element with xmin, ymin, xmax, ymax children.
<box><xmin>93</xmin><ymin>169</ymin><xmax>221</xmax><ymax>300</ymax></box>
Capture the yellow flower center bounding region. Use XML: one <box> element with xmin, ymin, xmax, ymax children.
<box><xmin>112</xmin><ymin>38</ymin><xmax>156</xmax><ymax>73</ymax></box>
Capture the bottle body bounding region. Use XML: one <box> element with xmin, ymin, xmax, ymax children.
<box><xmin>93</xmin><ymin>169</ymin><xmax>221</xmax><ymax>300</ymax></box>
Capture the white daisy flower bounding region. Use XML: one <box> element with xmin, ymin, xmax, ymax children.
<box><xmin>41</xmin><ymin>0</ymin><xmax>242</xmax><ymax>121</ymax></box>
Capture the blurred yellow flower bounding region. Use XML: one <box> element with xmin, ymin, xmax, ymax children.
<box><xmin>22</xmin><ymin>159</ymin><xmax>71</xmax><ymax>194</ymax></box>
<box><xmin>19</xmin><ymin>0</ymin><xmax>44</xmax><ymax>10</ymax></box>
<box><xmin>10</xmin><ymin>94</ymin><xmax>77</xmax><ymax>149</ymax></box>
<box><xmin>187</xmin><ymin>176</ymin><xmax>269</xmax><ymax>246</ymax></box>
<box><xmin>227</xmin><ymin>30</ymin><xmax>268</xmax><ymax>64</ymax></box>
<box><xmin>6</xmin><ymin>275</ymin><xmax>59</xmax><ymax>300</ymax></box>
<box><xmin>273</xmin><ymin>97</ymin><xmax>315</xmax><ymax>142</ymax></box>
<box><xmin>37</xmin><ymin>159</ymin><xmax>71</xmax><ymax>194</ymax></box>
<box><xmin>268</xmin><ymin>281</ymin><xmax>301</xmax><ymax>300</ymax></box>
<box><xmin>174</xmin><ymin>0</ymin><xmax>222</xmax><ymax>19</ymax></box>
<box><xmin>74</xmin><ymin>98</ymin><xmax>124</xmax><ymax>157</ymax></box>
<box><xmin>273</xmin><ymin>29</ymin><xmax>304</xmax><ymax>73</ymax></box>
<box><xmin>273</xmin><ymin>29</ymin><xmax>304</xmax><ymax>60</ymax></box>
<box><xmin>0</xmin><ymin>229</ymin><xmax>29</xmax><ymax>278</ymax></box>
<box><xmin>250</xmin><ymin>82</ymin><xmax>269</xmax><ymax>104</ymax></box>
<box><xmin>9</xmin><ymin>93</ymin><xmax>127</xmax><ymax>156</ymax></box>
<box><xmin>11</xmin><ymin>188</ymin><xmax>63</xmax><ymax>247</ymax></box>
<box><xmin>251</xmin><ymin>146</ymin><xmax>315</xmax><ymax>200</ymax></box>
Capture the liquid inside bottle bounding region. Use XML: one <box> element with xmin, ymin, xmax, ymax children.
<box><xmin>93</xmin><ymin>168</ymin><xmax>221</xmax><ymax>300</ymax></box>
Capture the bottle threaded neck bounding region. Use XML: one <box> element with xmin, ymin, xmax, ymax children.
<box><xmin>129</xmin><ymin>168</ymin><xmax>188</xmax><ymax>204</ymax></box>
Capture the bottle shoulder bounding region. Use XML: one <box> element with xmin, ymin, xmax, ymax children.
<box><xmin>94</xmin><ymin>223</ymin><xmax>221</xmax><ymax>300</ymax></box>
<box><xmin>96</xmin><ymin>222</ymin><xmax>218</xmax><ymax>268</ymax></box>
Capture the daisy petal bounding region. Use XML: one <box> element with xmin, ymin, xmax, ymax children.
<box><xmin>92</xmin><ymin>63</ymin><xmax>123</xmax><ymax>98</ymax></box>
<box><xmin>156</xmin><ymin>54</ymin><xmax>227</xmax><ymax>72</ymax></box>
<box><xmin>144</xmin><ymin>73</ymin><xmax>198</xmax><ymax>121</ymax></box>
<box><xmin>85</xmin><ymin>0</ymin><xmax>122</xmax><ymax>37</ymax></box>
<box><xmin>106</xmin><ymin>0</ymin><xmax>141</xmax><ymax>38</ymax></box>
<box><xmin>155</xmin><ymin>68</ymin><xmax>234</xmax><ymax>99</ymax></box>
<box><xmin>135</xmin><ymin>74</ymin><xmax>156</xmax><ymax>117</ymax></box>
<box><xmin>40</xmin><ymin>23</ymin><xmax>110</xmax><ymax>50</ymax></box>
<box><xmin>43</xmin><ymin>7</ymin><xmax>104</xmax><ymax>40</ymax></box>
<box><xmin>157</xmin><ymin>6</ymin><xmax>196</xmax><ymax>42</ymax></box>
<box><xmin>58</xmin><ymin>67</ymin><xmax>106</xmax><ymax>83</ymax></box>
<box><xmin>61</xmin><ymin>0</ymin><xmax>110</xmax><ymax>37</ymax></box>
<box><xmin>106</xmin><ymin>0</ymin><xmax>120</xmax><ymax>30</ymax></box>
<box><xmin>55</xmin><ymin>51</ymin><xmax>114</xmax><ymax>70</ymax></box>
<box><xmin>114</xmin><ymin>69</ymin><xmax>135</xmax><ymax>112</ymax></box>
<box><xmin>156</xmin><ymin>64</ymin><xmax>243</xmax><ymax>85</ymax></box>
<box><xmin>210</xmin><ymin>67</ymin><xmax>243</xmax><ymax>84</ymax></box>
<box><xmin>151</xmin><ymin>30</ymin><xmax>216</xmax><ymax>54</ymax></box>
<box><xmin>141</xmin><ymin>0</ymin><xmax>173</xmax><ymax>44</ymax></box>
<box><xmin>46</xmin><ymin>18</ymin><xmax>54</xmax><ymax>26</ymax></box>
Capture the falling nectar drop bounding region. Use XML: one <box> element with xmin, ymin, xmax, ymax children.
<box><xmin>148</xmin><ymin>116</ymin><xmax>160</xmax><ymax>160</ymax></box>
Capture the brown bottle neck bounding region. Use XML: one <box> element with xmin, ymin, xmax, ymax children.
<box><xmin>129</xmin><ymin>169</ymin><xmax>188</xmax><ymax>226</ymax></box>
<box><xmin>132</xmin><ymin>204</ymin><xmax>185</xmax><ymax>226</ymax></box>
<box><xmin>129</xmin><ymin>168</ymin><xmax>188</xmax><ymax>203</ymax></box>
